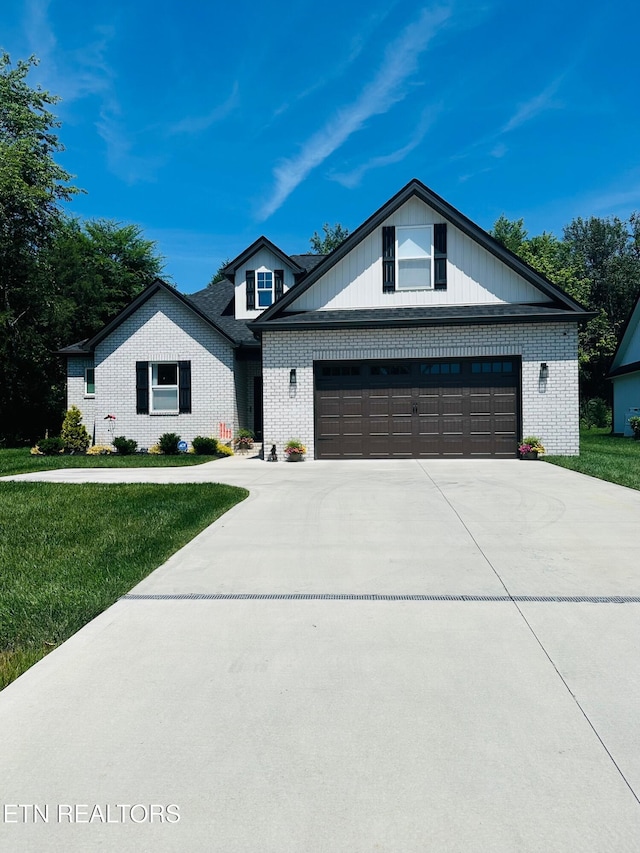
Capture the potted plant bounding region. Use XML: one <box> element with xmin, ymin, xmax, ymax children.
<box><xmin>518</xmin><ymin>436</ymin><xmax>546</xmax><ymax>460</ymax></box>
<box><xmin>629</xmin><ymin>415</ymin><xmax>640</xmax><ymax>440</ymax></box>
<box><xmin>234</xmin><ymin>428</ymin><xmax>255</xmax><ymax>452</ymax></box>
<box><xmin>284</xmin><ymin>439</ymin><xmax>306</xmax><ymax>461</ymax></box>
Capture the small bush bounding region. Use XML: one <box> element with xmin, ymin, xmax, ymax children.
<box><xmin>158</xmin><ymin>433</ymin><xmax>181</xmax><ymax>455</ymax></box>
<box><xmin>61</xmin><ymin>405</ymin><xmax>91</xmax><ymax>453</ymax></box>
<box><xmin>148</xmin><ymin>444</ymin><xmax>162</xmax><ymax>455</ymax></box>
<box><xmin>216</xmin><ymin>443</ymin><xmax>234</xmax><ymax>457</ymax></box>
<box><xmin>581</xmin><ymin>398</ymin><xmax>611</xmax><ymax>429</ymax></box>
<box><xmin>37</xmin><ymin>437</ymin><xmax>65</xmax><ymax>455</ymax></box>
<box><xmin>113</xmin><ymin>436</ymin><xmax>138</xmax><ymax>456</ymax></box>
<box><xmin>192</xmin><ymin>436</ymin><xmax>218</xmax><ymax>455</ymax></box>
<box><xmin>86</xmin><ymin>445</ymin><xmax>113</xmax><ymax>455</ymax></box>
<box><xmin>629</xmin><ymin>416</ymin><xmax>640</xmax><ymax>440</ymax></box>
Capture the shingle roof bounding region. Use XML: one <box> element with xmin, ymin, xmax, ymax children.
<box><xmin>252</xmin><ymin>303</ymin><xmax>595</xmax><ymax>332</ymax></box>
<box><xmin>186</xmin><ymin>280</ymin><xmax>258</xmax><ymax>347</ymax></box>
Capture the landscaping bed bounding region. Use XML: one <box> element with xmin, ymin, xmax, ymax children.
<box><xmin>0</xmin><ymin>448</ymin><xmax>221</xmax><ymax>477</ymax></box>
<box><xmin>544</xmin><ymin>428</ymin><xmax>640</xmax><ymax>491</ymax></box>
<box><xmin>0</xmin><ymin>481</ymin><xmax>248</xmax><ymax>689</ymax></box>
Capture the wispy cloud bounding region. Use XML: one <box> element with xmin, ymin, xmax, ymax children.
<box><xmin>23</xmin><ymin>0</ymin><xmax>160</xmax><ymax>184</ymax></box>
<box><xmin>258</xmin><ymin>4</ymin><xmax>451</xmax><ymax>220</ymax></box>
<box><xmin>500</xmin><ymin>75</ymin><xmax>564</xmax><ymax>134</ymax></box>
<box><xmin>330</xmin><ymin>107</ymin><xmax>441</xmax><ymax>188</ymax></box>
<box><xmin>168</xmin><ymin>82</ymin><xmax>240</xmax><ymax>135</ymax></box>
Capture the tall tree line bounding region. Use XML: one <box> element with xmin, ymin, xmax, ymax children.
<box><xmin>491</xmin><ymin>213</ymin><xmax>640</xmax><ymax>401</ymax></box>
<box><xmin>0</xmin><ymin>54</ymin><xmax>163</xmax><ymax>445</ymax></box>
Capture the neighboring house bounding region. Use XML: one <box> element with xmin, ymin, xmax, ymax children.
<box><xmin>62</xmin><ymin>179</ymin><xmax>592</xmax><ymax>458</ymax></box>
<box><xmin>607</xmin><ymin>290</ymin><xmax>640</xmax><ymax>435</ymax></box>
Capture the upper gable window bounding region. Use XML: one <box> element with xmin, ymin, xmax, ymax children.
<box><xmin>397</xmin><ymin>226</ymin><xmax>432</xmax><ymax>290</ymax></box>
<box><xmin>257</xmin><ymin>271</ymin><xmax>273</xmax><ymax>307</ymax></box>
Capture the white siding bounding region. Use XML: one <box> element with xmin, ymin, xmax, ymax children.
<box><xmin>262</xmin><ymin>323</ymin><xmax>579</xmax><ymax>459</ymax></box>
<box><xmin>70</xmin><ymin>290</ymin><xmax>241</xmax><ymax>449</ymax></box>
<box><xmin>234</xmin><ymin>248</ymin><xmax>297</xmax><ymax>320</ymax></box>
<box><xmin>289</xmin><ymin>197</ymin><xmax>548</xmax><ymax>311</ymax></box>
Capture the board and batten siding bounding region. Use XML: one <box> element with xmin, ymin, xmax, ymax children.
<box><xmin>234</xmin><ymin>247</ymin><xmax>297</xmax><ymax>320</ymax></box>
<box><xmin>76</xmin><ymin>290</ymin><xmax>240</xmax><ymax>448</ymax></box>
<box><xmin>288</xmin><ymin>197</ymin><xmax>549</xmax><ymax>311</ymax></box>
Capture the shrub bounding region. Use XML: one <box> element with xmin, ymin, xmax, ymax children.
<box><xmin>86</xmin><ymin>445</ymin><xmax>113</xmax><ymax>455</ymax></box>
<box><xmin>148</xmin><ymin>444</ymin><xmax>163</xmax><ymax>455</ymax></box>
<box><xmin>192</xmin><ymin>436</ymin><xmax>218</xmax><ymax>455</ymax></box>
<box><xmin>61</xmin><ymin>406</ymin><xmax>91</xmax><ymax>453</ymax></box>
<box><xmin>629</xmin><ymin>416</ymin><xmax>640</xmax><ymax>440</ymax></box>
<box><xmin>581</xmin><ymin>398</ymin><xmax>611</xmax><ymax>429</ymax></box>
<box><xmin>37</xmin><ymin>437</ymin><xmax>65</xmax><ymax>455</ymax></box>
<box><xmin>216</xmin><ymin>443</ymin><xmax>234</xmax><ymax>457</ymax></box>
<box><xmin>158</xmin><ymin>432</ymin><xmax>181</xmax><ymax>455</ymax></box>
<box><xmin>113</xmin><ymin>436</ymin><xmax>138</xmax><ymax>456</ymax></box>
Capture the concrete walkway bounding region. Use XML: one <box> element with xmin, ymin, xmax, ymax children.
<box><xmin>1</xmin><ymin>459</ymin><xmax>640</xmax><ymax>851</ymax></box>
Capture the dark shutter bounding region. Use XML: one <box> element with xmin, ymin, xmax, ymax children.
<box><xmin>136</xmin><ymin>361</ymin><xmax>149</xmax><ymax>414</ymax></box>
<box><xmin>246</xmin><ymin>270</ymin><xmax>256</xmax><ymax>310</ymax></box>
<box><xmin>179</xmin><ymin>361</ymin><xmax>191</xmax><ymax>414</ymax></box>
<box><xmin>434</xmin><ymin>223</ymin><xmax>447</xmax><ymax>290</ymax></box>
<box><xmin>382</xmin><ymin>226</ymin><xmax>395</xmax><ymax>292</ymax></box>
<box><xmin>274</xmin><ymin>269</ymin><xmax>284</xmax><ymax>301</ymax></box>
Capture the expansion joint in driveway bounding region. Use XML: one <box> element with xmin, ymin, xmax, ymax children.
<box><xmin>121</xmin><ymin>593</ymin><xmax>640</xmax><ymax>602</ymax></box>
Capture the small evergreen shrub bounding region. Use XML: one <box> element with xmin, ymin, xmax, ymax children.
<box><xmin>158</xmin><ymin>432</ymin><xmax>181</xmax><ymax>455</ymax></box>
<box><xmin>216</xmin><ymin>443</ymin><xmax>234</xmax><ymax>457</ymax></box>
<box><xmin>629</xmin><ymin>416</ymin><xmax>640</xmax><ymax>440</ymax></box>
<box><xmin>192</xmin><ymin>436</ymin><xmax>218</xmax><ymax>455</ymax></box>
<box><xmin>37</xmin><ymin>437</ymin><xmax>65</xmax><ymax>455</ymax></box>
<box><xmin>113</xmin><ymin>436</ymin><xmax>138</xmax><ymax>455</ymax></box>
<box><xmin>61</xmin><ymin>405</ymin><xmax>91</xmax><ymax>453</ymax></box>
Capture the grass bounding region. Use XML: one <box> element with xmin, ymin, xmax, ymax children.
<box><xmin>0</xmin><ymin>481</ymin><xmax>248</xmax><ymax>689</ymax></box>
<box><xmin>0</xmin><ymin>447</ymin><xmax>221</xmax><ymax>477</ymax></box>
<box><xmin>544</xmin><ymin>427</ymin><xmax>640</xmax><ymax>490</ymax></box>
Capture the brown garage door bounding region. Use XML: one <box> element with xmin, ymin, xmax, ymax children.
<box><xmin>314</xmin><ymin>358</ymin><xmax>520</xmax><ymax>458</ymax></box>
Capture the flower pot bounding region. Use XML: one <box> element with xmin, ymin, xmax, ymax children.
<box><xmin>520</xmin><ymin>450</ymin><xmax>538</xmax><ymax>460</ymax></box>
<box><xmin>287</xmin><ymin>452</ymin><xmax>304</xmax><ymax>462</ymax></box>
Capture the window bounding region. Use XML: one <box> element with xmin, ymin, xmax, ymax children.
<box><xmin>397</xmin><ymin>226</ymin><xmax>432</xmax><ymax>290</ymax></box>
<box><xmin>257</xmin><ymin>271</ymin><xmax>273</xmax><ymax>307</ymax></box>
<box><xmin>85</xmin><ymin>367</ymin><xmax>95</xmax><ymax>396</ymax></box>
<box><xmin>151</xmin><ymin>362</ymin><xmax>179</xmax><ymax>412</ymax></box>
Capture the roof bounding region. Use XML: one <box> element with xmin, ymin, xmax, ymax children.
<box><xmin>255</xmin><ymin>178</ymin><xmax>590</xmax><ymax>326</ymax></box>
<box><xmin>223</xmin><ymin>236</ymin><xmax>305</xmax><ymax>278</ymax></box>
<box><xmin>607</xmin><ymin>360</ymin><xmax>640</xmax><ymax>380</ymax></box>
<box><xmin>253</xmin><ymin>304</ymin><xmax>595</xmax><ymax>333</ymax></box>
<box><xmin>187</xmin><ymin>280</ymin><xmax>258</xmax><ymax>347</ymax></box>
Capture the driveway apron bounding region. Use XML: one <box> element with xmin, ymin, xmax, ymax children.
<box><xmin>1</xmin><ymin>459</ymin><xmax>640</xmax><ymax>852</ymax></box>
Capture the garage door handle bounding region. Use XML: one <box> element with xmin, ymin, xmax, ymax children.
<box><xmin>412</xmin><ymin>403</ymin><xmax>418</xmax><ymax>414</ymax></box>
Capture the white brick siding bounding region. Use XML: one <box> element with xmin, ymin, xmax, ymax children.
<box><xmin>68</xmin><ymin>290</ymin><xmax>242</xmax><ymax>449</ymax></box>
<box><xmin>262</xmin><ymin>323</ymin><xmax>579</xmax><ymax>459</ymax></box>
<box><xmin>67</xmin><ymin>357</ymin><xmax>96</xmax><ymax>440</ymax></box>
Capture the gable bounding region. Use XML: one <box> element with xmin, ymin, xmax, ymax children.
<box><xmin>610</xmin><ymin>294</ymin><xmax>640</xmax><ymax>371</ymax></box>
<box><xmin>233</xmin><ymin>245</ymin><xmax>299</xmax><ymax>320</ymax></box>
<box><xmin>287</xmin><ymin>196</ymin><xmax>549</xmax><ymax>312</ymax></box>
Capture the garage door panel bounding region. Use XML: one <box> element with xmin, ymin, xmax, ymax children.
<box><xmin>315</xmin><ymin>359</ymin><xmax>520</xmax><ymax>458</ymax></box>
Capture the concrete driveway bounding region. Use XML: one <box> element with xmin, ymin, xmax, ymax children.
<box><xmin>1</xmin><ymin>459</ymin><xmax>640</xmax><ymax>851</ymax></box>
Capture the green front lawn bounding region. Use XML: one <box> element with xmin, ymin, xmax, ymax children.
<box><xmin>0</xmin><ymin>481</ymin><xmax>248</xmax><ymax>689</ymax></box>
<box><xmin>544</xmin><ymin>428</ymin><xmax>640</xmax><ymax>490</ymax></box>
<box><xmin>0</xmin><ymin>447</ymin><xmax>221</xmax><ymax>477</ymax></box>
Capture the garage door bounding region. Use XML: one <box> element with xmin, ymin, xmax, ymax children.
<box><xmin>314</xmin><ymin>358</ymin><xmax>520</xmax><ymax>458</ymax></box>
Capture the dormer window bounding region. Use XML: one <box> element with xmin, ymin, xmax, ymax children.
<box><xmin>257</xmin><ymin>271</ymin><xmax>273</xmax><ymax>307</ymax></box>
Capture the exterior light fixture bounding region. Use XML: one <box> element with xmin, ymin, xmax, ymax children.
<box><xmin>289</xmin><ymin>368</ymin><xmax>297</xmax><ymax>386</ymax></box>
<box><xmin>540</xmin><ymin>363</ymin><xmax>549</xmax><ymax>380</ymax></box>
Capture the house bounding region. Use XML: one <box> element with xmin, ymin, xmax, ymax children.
<box><xmin>62</xmin><ymin>179</ymin><xmax>592</xmax><ymax>458</ymax></box>
<box><xmin>607</xmin><ymin>290</ymin><xmax>640</xmax><ymax>435</ymax></box>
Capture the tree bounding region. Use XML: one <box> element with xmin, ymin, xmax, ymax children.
<box><xmin>208</xmin><ymin>258</ymin><xmax>230</xmax><ymax>286</ymax></box>
<box><xmin>491</xmin><ymin>215</ymin><xmax>527</xmax><ymax>254</ymax></box>
<box><xmin>60</xmin><ymin>405</ymin><xmax>90</xmax><ymax>452</ymax></box>
<box><xmin>0</xmin><ymin>53</ymin><xmax>79</xmax><ymax>444</ymax></box>
<box><xmin>309</xmin><ymin>223</ymin><xmax>349</xmax><ymax>254</ymax></box>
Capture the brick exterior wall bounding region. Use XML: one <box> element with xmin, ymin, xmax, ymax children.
<box><xmin>68</xmin><ymin>291</ymin><xmax>241</xmax><ymax>449</ymax></box>
<box><xmin>262</xmin><ymin>322</ymin><xmax>580</xmax><ymax>459</ymax></box>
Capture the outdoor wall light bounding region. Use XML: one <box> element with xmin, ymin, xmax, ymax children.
<box><xmin>289</xmin><ymin>368</ymin><xmax>297</xmax><ymax>386</ymax></box>
<box><xmin>540</xmin><ymin>363</ymin><xmax>549</xmax><ymax>380</ymax></box>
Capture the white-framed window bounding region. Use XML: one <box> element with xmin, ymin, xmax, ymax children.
<box><xmin>397</xmin><ymin>225</ymin><xmax>432</xmax><ymax>290</ymax></box>
<box><xmin>85</xmin><ymin>367</ymin><xmax>95</xmax><ymax>397</ymax></box>
<box><xmin>257</xmin><ymin>271</ymin><xmax>273</xmax><ymax>307</ymax></box>
<box><xmin>151</xmin><ymin>362</ymin><xmax>179</xmax><ymax>412</ymax></box>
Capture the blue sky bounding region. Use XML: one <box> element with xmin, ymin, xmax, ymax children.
<box><xmin>2</xmin><ymin>0</ymin><xmax>639</xmax><ymax>292</ymax></box>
